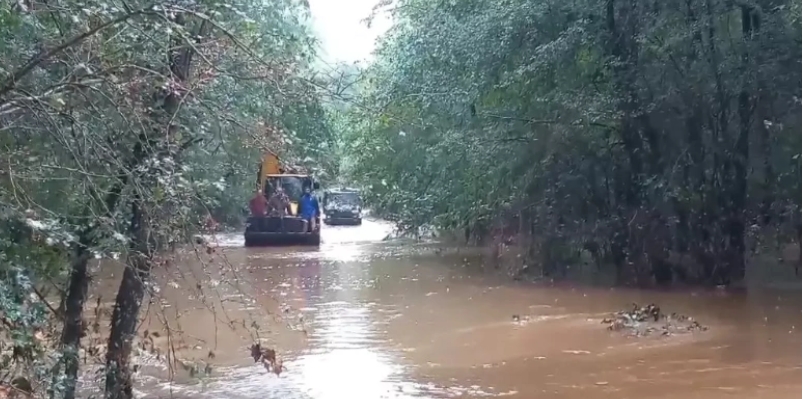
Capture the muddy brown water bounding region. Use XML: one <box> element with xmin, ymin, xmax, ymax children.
<box><xmin>81</xmin><ymin>219</ymin><xmax>802</xmax><ymax>399</ymax></box>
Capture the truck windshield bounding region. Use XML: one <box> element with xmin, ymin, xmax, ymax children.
<box><xmin>327</xmin><ymin>192</ymin><xmax>361</xmax><ymax>207</ymax></box>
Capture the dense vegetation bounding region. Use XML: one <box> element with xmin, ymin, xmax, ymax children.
<box><xmin>0</xmin><ymin>0</ymin><xmax>334</xmax><ymax>397</ymax></box>
<box><xmin>342</xmin><ymin>0</ymin><xmax>801</xmax><ymax>285</ymax></box>
<box><xmin>0</xmin><ymin>0</ymin><xmax>801</xmax><ymax>396</ymax></box>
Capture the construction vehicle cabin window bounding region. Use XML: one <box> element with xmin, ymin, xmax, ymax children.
<box><xmin>265</xmin><ymin>176</ymin><xmax>306</xmax><ymax>201</ymax></box>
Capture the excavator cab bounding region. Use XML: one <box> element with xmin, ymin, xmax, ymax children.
<box><xmin>244</xmin><ymin>153</ymin><xmax>321</xmax><ymax>247</ymax></box>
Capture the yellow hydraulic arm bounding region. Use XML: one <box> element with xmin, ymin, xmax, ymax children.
<box><xmin>257</xmin><ymin>152</ymin><xmax>282</xmax><ymax>193</ymax></box>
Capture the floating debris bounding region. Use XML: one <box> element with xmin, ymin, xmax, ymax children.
<box><xmin>250</xmin><ymin>343</ymin><xmax>285</xmax><ymax>376</ymax></box>
<box><xmin>562</xmin><ymin>350</ymin><xmax>591</xmax><ymax>355</ymax></box>
<box><xmin>601</xmin><ymin>303</ymin><xmax>708</xmax><ymax>337</ymax></box>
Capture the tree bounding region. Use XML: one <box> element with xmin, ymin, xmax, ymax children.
<box><xmin>0</xmin><ymin>0</ymin><xmax>335</xmax><ymax>397</ymax></box>
<box><xmin>342</xmin><ymin>0</ymin><xmax>801</xmax><ymax>285</ymax></box>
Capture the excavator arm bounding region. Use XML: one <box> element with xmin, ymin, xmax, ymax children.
<box><xmin>257</xmin><ymin>152</ymin><xmax>282</xmax><ymax>193</ymax></box>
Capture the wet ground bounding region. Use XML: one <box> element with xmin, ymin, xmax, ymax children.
<box><xmin>85</xmin><ymin>219</ymin><xmax>802</xmax><ymax>399</ymax></box>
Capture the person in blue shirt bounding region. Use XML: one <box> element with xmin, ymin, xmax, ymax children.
<box><xmin>299</xmin><ymin>186</ymin><xmax>320</xmax><ymax>232</ymax></box>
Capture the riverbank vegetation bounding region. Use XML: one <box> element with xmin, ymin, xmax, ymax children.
<box><xmin>0</xmin><ymin>0</ymin><xmax>334</xmax><ymax>397</ymax></box>
<box><xmin>341</xmin><ymin>0</ymin><xmax>801</xmax><ymax>287</ymax></box>
<box><xmin>0</xmin><ymin>0</ymin><xmax>801</xmax><ymax>396</ymax></box>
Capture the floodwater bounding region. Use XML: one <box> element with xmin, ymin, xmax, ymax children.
<box><xmin>86</xmin><ymin>219</ymin><xmax>802</xmax><ymax>399</ymax></box>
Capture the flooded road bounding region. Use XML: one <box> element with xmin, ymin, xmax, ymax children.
<box><xmin>88</xmin><ymin>219</ymin><xmax>801</xmax><ymax>399</ymax></box>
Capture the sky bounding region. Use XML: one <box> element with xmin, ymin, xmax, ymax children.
<box><xmin>307</xmin><ymin>0</ymin><xmax>393</xmax><ymax>66</ymax></box>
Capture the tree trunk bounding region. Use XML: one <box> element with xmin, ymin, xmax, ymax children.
<box><xmin>60</xmin><ymin>179</ymin><xmax>128</xmax><ymax>399</ymax></box>
<box><xmin>104</xmin><ymin>201</ymin><xmax>150</xmax><ymax>399</ymax></box>
<box><xmin>59</xmin><ymin>243</ymin><xmax>90</xmax><ymax>399</ymax></box>
<box><xmin>724</xmin><ymin>5</ymin><xmax>757</xmax><ymax>284</ymax></box>
<box><xmin>103</xmin><ymin>13</ymin><xmax>202</xmax><ymax>398</ymax></box>
<box><xmin>758</xmin><ymin>90</ymin><xmax>773</xmax><ymax>225</ymax></box>
<box><xmin>605</xmin><ymin>0</ymin><xmax>646</xmax><ymax>284</ymax></box>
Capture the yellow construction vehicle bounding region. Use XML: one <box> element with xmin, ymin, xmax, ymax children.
<box><xmin>244</xmin><ymin>153</ymin><xmax>321</xmax><ymax>246</ymax></box>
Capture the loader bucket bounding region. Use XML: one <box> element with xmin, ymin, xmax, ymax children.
<box><xmin>243</xmin><ymin>216</ymin><xmax>321</xmax><ymax>247</ymax></box>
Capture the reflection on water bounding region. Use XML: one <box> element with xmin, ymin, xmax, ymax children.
<box><xmin>88</xmin><ymin>219</ymin><xmax>801</xmax><ymax>399</ymax></box>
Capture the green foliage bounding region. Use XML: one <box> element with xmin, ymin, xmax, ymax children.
<box><xmin>343</xmin><ymin>0</ymin><xmax>801</xmax><ymax>283</ymax></box>
<box><xmin>0</xmin><ymin>212</ymin><xmax>61</xmax><ymax>393</ymax></box>
<box><xmin>0</xmin><ymin>0</ymin><xmax>337</xmax><ymax>395</ymax></box>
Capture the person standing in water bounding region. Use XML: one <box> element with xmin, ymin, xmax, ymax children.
<box><xmin>299</xmin><ymin>186</ymin><xmax>320</xmax><ymax>232</ymax></box>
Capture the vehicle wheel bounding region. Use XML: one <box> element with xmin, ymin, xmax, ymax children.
<box><xmin>356</xmin><ymin>219</ymin><xmax>362</xmax><ymax>226</ymax></box>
